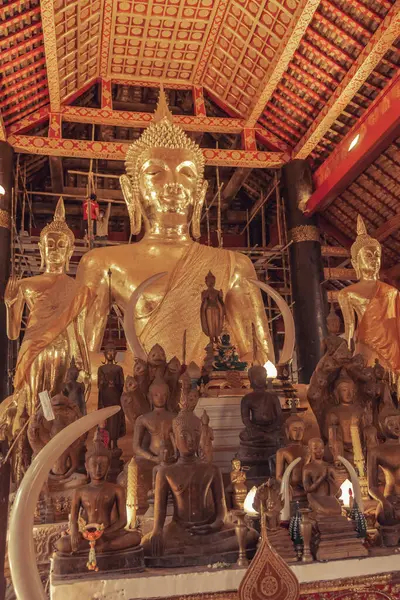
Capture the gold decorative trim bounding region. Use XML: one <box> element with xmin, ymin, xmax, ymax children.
<box><xmin>0</xmin><ymin>208</ymin><xmax>11</xmax><ymax>230</ymax></box>
<box><xmin>40</xmin><ymin>0</ymin><xmax>61</xmax><ymax>111</ymax></box>
<box><xmin>289</xmin><ymin>225</ymin><xmax>320</xmax><ymax>243</ymax></box>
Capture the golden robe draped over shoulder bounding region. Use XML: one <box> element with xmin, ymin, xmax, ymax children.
<box><xmin>14</xmin><ymin>274</ymin><xmax>93</xmax><ymax>391</ymax></box>
<box><xmin>357</xmin><ymin>281</ymin><xmax>400</xmax><ymax>373</ymax></box>
<box><xmin>140</xmin><ymin>242</ymin><xmax>235</xmax><ymax>364</ymax></box>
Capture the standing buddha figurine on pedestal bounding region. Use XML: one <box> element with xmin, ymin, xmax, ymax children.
<box><xmin>200</xmin><ymin>271</ymin><xmax>225</xmax><ymax>344</ymax></box>
<box><xmin>230</xmin><ymin>457</ymin><xmax>248</xmax><ymax>510</ymax></box>
<box><xmin>339</xmin><ymin>215</ymin><xmax>400</xmax><ymax>390</ymax></box>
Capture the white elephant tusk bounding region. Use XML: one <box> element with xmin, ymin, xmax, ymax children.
<box><xmin>123</xmin><ymin>272</ymin><xmax>167</xmax><ymax>361</ymax></box>
<box><xmin>337</xmin><ymin>455</ymin><xmax>364</xmax><ymax>512</ymax></box>
<box><xmin>249</xmin><ymin>278</ymin><xmax>295</xmax><ymax>366</ymax></box>
<box><xmin>9</xmin><ymin>406</ymin><xmax>120</xmax><ymax>600</ymax></box>
<box><xmin>280</xmin><ymin>457</ymin><xmax>302</xmax><ymax>521</ymax></box>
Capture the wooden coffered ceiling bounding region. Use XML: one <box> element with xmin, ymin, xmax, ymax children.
<box><xmin>0</xmin><ymin>0</ymin><xmax>400</xmax><ymax>259</ymax></box>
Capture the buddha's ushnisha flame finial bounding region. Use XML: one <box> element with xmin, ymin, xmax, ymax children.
<box><xmin>39</xmin><ymin>196</ymin><xmax>74</xmax><ymax>246</ymax></box>
<box><xmin>153</xmin><ymin>84</ymin><xmax>173</xmax><ymax>124</ymax></box>
<box><xmin>350</xmin><ymin>214</ymin><xmax>380</xmax><ymax>262</ymax></box>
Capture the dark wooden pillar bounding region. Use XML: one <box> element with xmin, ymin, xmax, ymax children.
<box><xmin>0</xmin><ymin>142</ymin><xmax>14</xmax><ymax>403</ymax></box>
<box><xmin>282</xmin><ymin>159</ymin><xmax>327</xmax><ymax>383</ymax></box>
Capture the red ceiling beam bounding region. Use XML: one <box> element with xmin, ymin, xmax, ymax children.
<box><xmin>1</xmin><ymin>57</ymin><xmax>46</xmax><ymax>86</ymax></box>
<box><xmin>0</xmin><ymin>33</ymin><xmax>44</xmax><ymax>62</ymax></box>
<box><xmin>7</xmin><ymin>134</ymin><xmax>286</xmax><ymax>168</ymax></box>
<box><xmin>305</xmin><ymin>73</ymin><xmax>400</xmax><ymax>215</ymax></box>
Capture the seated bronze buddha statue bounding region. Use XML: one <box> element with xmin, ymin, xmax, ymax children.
<box><xmin>142</xmin><ymin>403</ymin><xmax>258</xmax><ymax>566</ymax></box>
<box><xmin>53</xmin><ymin>439</ymin><xmax>143</xmax><ymax>577</ymax></box>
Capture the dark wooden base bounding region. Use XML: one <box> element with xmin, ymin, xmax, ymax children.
<box><xmin>52</xmin><ymin>546</ymin><xmax>145</xmax><ymax>581</ymax></box>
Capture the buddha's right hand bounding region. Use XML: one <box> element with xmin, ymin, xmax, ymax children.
<box><xmin>149</xmin><ymin>530</ymin><xmax>163</xmax><ymax>557</ymax></box>
<box><xmin>4</xmin><ymin>276</ymin><xmax>19</xmax><ymax>307</ymax></box>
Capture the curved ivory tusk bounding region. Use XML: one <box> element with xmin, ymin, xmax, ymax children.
<box><xmin>123</xmin><ymin>272</ymin><xmax>167</xmax><ymax>361</ymax></box>
<box><xmin>280</xmin><ymin>457</ymin><xmax>302</xmax><ymax>521</ymax></box>
<box><xmin>337</xmin><ymin>455</ymin><xmax>364</xmax><ymax>512</ymax></box>
<box><xmin>9</xmin><ymin>406</ymin><xmax>120</xmax><ymax>600</ymax></box>
<box><xmin>249</xmin><ymin>278</ymin><xmax>295</xmax><ymax>366</ymax></box>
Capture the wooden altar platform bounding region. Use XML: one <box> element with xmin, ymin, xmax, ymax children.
<box><xmin>50</xmin><ymin>554</ymin><xmax>400</xmax><ymax>600</ymax></box>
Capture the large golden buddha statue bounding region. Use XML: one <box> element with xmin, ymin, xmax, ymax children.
<box><xmin>76</xmin><ymin>91</ymin><xmax>273</xmax><ymax>366</ymax></box>
<box><xmin>338</xmin><ymin>215</ymin><xmax>400</xmax><ymax>385</ymax></box>
<box><xmin>2</xmin><ymin>198</ymin><xmax>92</xmax><ymax>432</ymax></box>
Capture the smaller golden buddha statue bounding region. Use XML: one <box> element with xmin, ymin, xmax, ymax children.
<box><xmin>54</xmin><ymin>440</ymin><xmax>143</xmax><ymax>576</ymax></box>
<box><xmin>367</xmin><ymin>408</ymin><xmax>400</xmax><ymax>546</ymax></box>
<box><xmin>1</xmin><ymin>197</ymin><xmax>92</xmax><ymax>434</ymax></box>
<box><xmin>338</xmin><ymin>215</ymin><xmax>400</xmax><ymax>388</ymax></box>
<box><xmin>142</xmin><ymin>401</ymin><xmax>258</xmax><ymax>566</ymax></box>
<box><xmin>276</xmin><ymin>415</ymin><xmax>308</xmax><ymax>505</ymax></box>
<box><xmin>200</xmin><ymin>271</ymin><xmax>225</xmax><ymax>344</ymax></box>
<box><xmin>324</xmin><ymin>371</ymin><xmax>364</xmax><ymax>465</ymax></box>
<box><xmin>230</xmin><ymin>457</ymin><xmax>248</xmax><ymax>510</ymax></box>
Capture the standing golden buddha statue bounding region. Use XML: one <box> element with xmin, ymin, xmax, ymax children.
<box><xmin>76</xmin><ymin>90</ymin><xmax>274</xmax><ymax>366</ymax></box>
<box><xmin>2</xmin><ymin>198</ymin><xmax>92</xmax><ymax>432</ymax></box>
<box><xmin>339</xmin><ymin>215</ymin><xmax>400</xmax><ymax>386</ymax></box>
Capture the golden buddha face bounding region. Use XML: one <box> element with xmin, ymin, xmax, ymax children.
<box><xmin>309</xmin><ymin>438</ymin><xmax>324</xmax><ymax>460</ymax></box>
<box><xmin>86</xmin><ymin>454</ymin><xmax>110</xmax><ymax>481</ymax></box>
<box><xmin>39</xmin><ymin>231</ymin><xmax>72</xmax><ymax>271</ymax></box>
<box><xmin>352</xmin><ymin>244</ymin><xmax>381</xmax><ymax>280</ymax></box>
<box><xmin>232</xmin><ymin>458</ymin><xmax>241</xmax><ymax>471</ymax></box>
<box><xmin>139</xmin><ymin>148</ymin><xmax>198</xmax><ymax>213</ymax></box>
<box><xmin>335</xmin><ymin>381</ymin><xmax>354</xmax><ymax>405</ymax></box>
<box><xmin>287</xmin><ymin>419</ymin><xmax>305</xmax><ymax>442</ymax></box>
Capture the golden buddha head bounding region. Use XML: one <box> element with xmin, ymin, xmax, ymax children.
<box><xmin>120</xmin><ymin>88</ymin><xmax>207</xmax><ymax>239</ymax></box>
<box><xmin>285</xmin><ymin>415</ymin><xmax>305</xmax><ymax>441</ymax></box>
<box><xmin>351</xmin><ymin>215</ymin><xmax>381</xmax><ymax>280</ymax></box>
<box><xmin>308</xmin><ymin>437</ymin><xmax>324</xmax><ymax>460</ymax></box>
<box><xmin>39</xmin><ymin>197</ymin><xmax>74</xmax><ymax>271</ymax></box>
<box><xmin>231</xmin><ymin>457</ymin><xmax>241</xmax><ymax>471</ymax></box>
<box><xmin>172</xmin><ymin>409</ymin><xmax>201</xmax><ymax>457</ymax></box>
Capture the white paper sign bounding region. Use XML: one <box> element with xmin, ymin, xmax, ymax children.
<box><xmin>39</xmin><ymin>391</ymin><xmax>55</xmax><ymax>421</ymax></box>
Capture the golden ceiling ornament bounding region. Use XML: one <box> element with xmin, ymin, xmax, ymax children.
<box><xmin>350</xmin><ymin>214</ymin><xmax>381</xmax><ymax>262</ymax></box>
<box><xmin>124</xmin><ymin>86</ymin><xmax>205</xmax><ymax>197</ymax></box>
<box><xmin>288</xmin><ymin>225</ymin><xmax>320</xmax><ymax>244</ymax></box>
<box><xmin>39</xmin><ymin>196</ymin><xmax>74</xmax><ymax>246</ymax></box>
<box><xmin>0</xmin><ymin>208</ymin><xmax>11</xmax><ymax>230</ymax></box>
